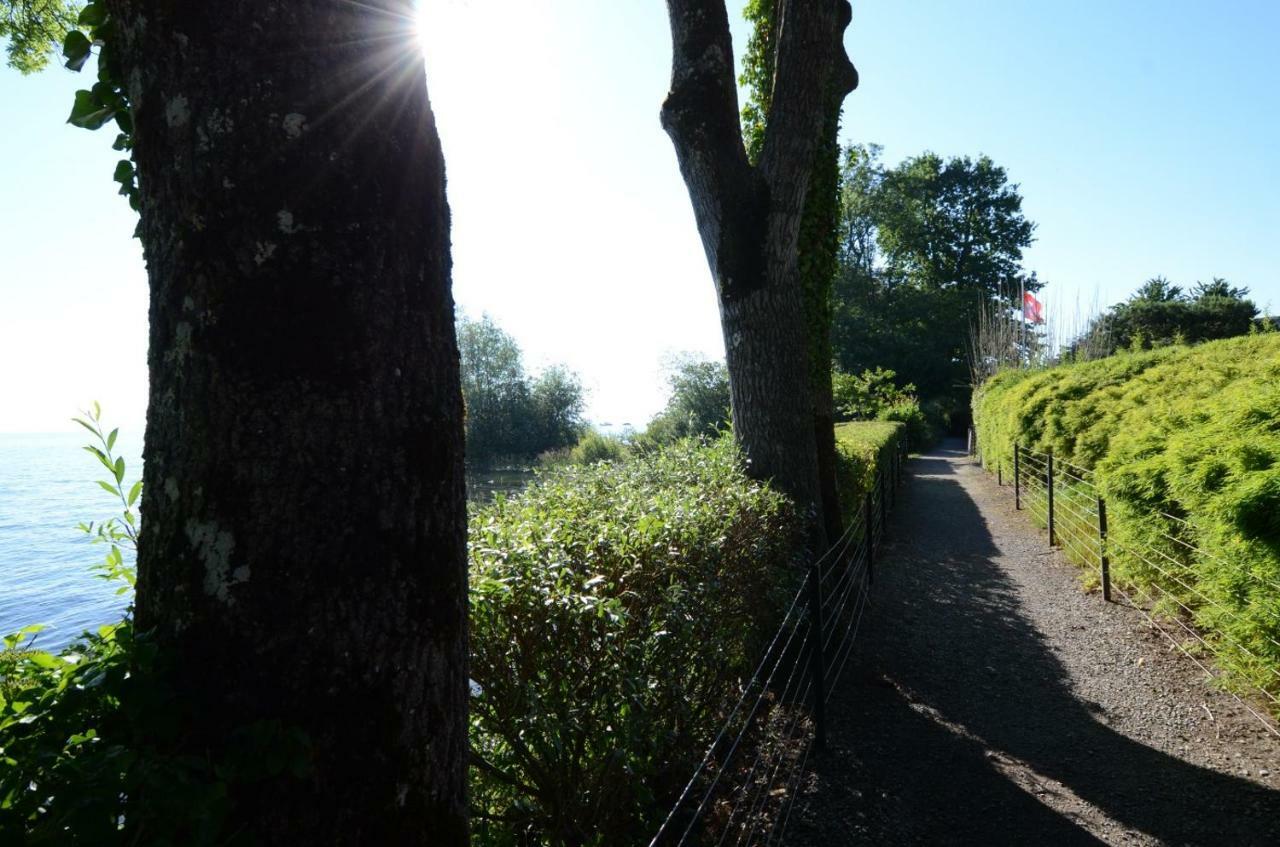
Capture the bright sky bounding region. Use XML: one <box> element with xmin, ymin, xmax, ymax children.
<box><xmin>2</xmin><ymin>0</ymin><xmax>1277</xmax><ymax>433</ymax></box>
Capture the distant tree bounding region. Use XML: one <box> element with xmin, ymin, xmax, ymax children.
<box><xmin>1133</xmin><ymin>275</ymin><xmax>1184</xmax><ymax>302</ymax></box>
<box><xmin>458</xmin><ymin>315</ymin><xmax>532</xmax><ymax>464</ymax></box>
<box><xmin>528</xmin><ymin>365</ymin><xmax>586</xmax><ymax>455</ymax></box>
<box><xmin>661</xmin><ymin>0</ymin><xmax>857</xmax><ymax>543</ymax></box>
<box><xmin>831</xmin><ymin>146</ymin><xmax>1039</xmax><ymax>416</ymax></box>
<box><xmin>1081</xmin><ymin>277</ymin><xmax>1259</xmax><ymax>353</ymax></box>
<box><xmin>457</xmin><ymin>315</ymin><xmax>585</xmax><ymax>465</ymax></box>
<box><xmin>1</xmin><ymin>0</ymin><xmax>79</xmax><ymax>73</ymax></box>
<box><xmin>643</xmin><ymin>354</ymin><xmax>731</xmax><ymax>445</ymax></box>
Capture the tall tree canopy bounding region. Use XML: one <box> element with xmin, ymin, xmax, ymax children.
<box><xmin>103</xmin><ymin>1</ymin><xmax>469</xmax><ymax>840</ymax></box>
<box><xmin>1</xmin><ymin>0</ymin><xmax>79</xmax><ymax>72</ymax></box>
<box><xmin>661</xmin><ymin>0</ymin><xmax>856</xmax><ymax>543</ymax></box>
<box><xmin>832</xmin><ymin>145</ymin><xmax>1039</xmax><ymax>418</ymax></box>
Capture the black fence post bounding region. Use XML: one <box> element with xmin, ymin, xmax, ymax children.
<box><xmin>1098</xmin><ymin>496</ymin><xmax>1112</xmax><ymax>602</ymax></box>
<box><xmin>807</xmin><ymin>560</ymin><xmax>826</xmax><ymax>748</ymax></box>
<box><xmin>997</xmin><ymin>464</ymin><xmax>1002</xmax><ymax>487</ymax></box>
<box><xmin>1046</xmin><ymin>448</ymin><xmax>1056</xmax><ymax>547</ymax></box>
<box><xmin>864</xmin><ymin>493</ymin><xmax>875</xmax><ymax>586</ymax></box>
<box><xmin>1014</xmin><ymin>444</ymin><xmax>1021</xmax><ymax>510</ymax></box>
<box><xmin>880</xmin><ymin>467</ymin><xmax>888</xmax><ymax>526</ymax></box>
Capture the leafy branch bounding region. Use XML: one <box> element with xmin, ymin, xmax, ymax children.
<box><xmin>72</xmin><ymin>402</ymin><xmax>140</xmax><ymax>591</ymax></box>
<box><xmin>59</xmin><ymin>2</ymin><xmax>138</xmax><ymax>217</ymax></box>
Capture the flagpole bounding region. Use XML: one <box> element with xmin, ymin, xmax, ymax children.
<box><xmin>1020</xmin><ymin>278</ymin><xmax>1026</xmax><ymax>367</ymax></box>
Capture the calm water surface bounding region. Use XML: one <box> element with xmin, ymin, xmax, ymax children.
<box><xmin>0</xmin><ymin>433</ymin><xmax>535</xmax><ymax>651</ymax></box>
<box><xmin>0</xmin><ymin>432</ymin><xmax>141</xmax><ymax>650</ymax></box>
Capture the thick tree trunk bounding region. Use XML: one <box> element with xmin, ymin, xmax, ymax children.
<box><xmin>662</xmin><ymin>0</ymin><xmax>856</xmax><ymax>545</ymax></box>
<box><xmin>110</xmin><ymin>2</ymin><xmax>468</xmax><ymax>842</ymax></box>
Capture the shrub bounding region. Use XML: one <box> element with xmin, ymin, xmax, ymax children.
<box><xmin>973</xmin><ymin>334</ymin><xmax>1280</xmax><ymax>707</ymax></box>
<box><xmin>833</xmin><ymin>421</ymin><xmax>905</xmax><ymax>524</ymax></box>
<box><xmin>566</xmin><ymin>429</ymin><xmax>629</xmax><ymax>465</ymax></box>
<box><xmin>468</xmin><ymin>437</ymin><xmax>801</xmax><ymax>845</ymax></box>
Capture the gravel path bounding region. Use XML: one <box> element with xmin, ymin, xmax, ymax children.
<box><xmin>784</xmin><ymin>441</ymin><xmax>1280</xmax><ymax>846</ymax></box>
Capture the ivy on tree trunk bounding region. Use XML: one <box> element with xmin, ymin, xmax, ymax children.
<box><xmin>661</xmin><ymin>0</ymin><xmax>857</xmax><ymax>545</ymax></box>
<box><xmin>107</xmin><ymin>1</ymin><xmax>469</xmax><ymax>842</ymax></box>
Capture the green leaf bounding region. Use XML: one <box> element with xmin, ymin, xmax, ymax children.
<box><xmin>111</xmin><ymin>132</ymin><xmax>130</xmax><ymax>151</ymax></box>
<box><xmin>72</xmin><ymin>417</ymin><xmax>97</xmax><ymax>436</ymax></box>
<box><xmin>106</xmin><ymin>427</ymin><xmax>118</xmax><ymax>451</ymax></box>
<box><xmin>93</xmin><ymin>402</ymin><xmax>102</xmax><ymax>420</ymax></box>
<box><xmin>62</xmin><ymin>31</ymin><xmax>92</xmax><ymax>72</ymax></box>
<box><xmin>78</xmin><ymin>4</ymin><xmax>108</xmax><ymax>27</ymax></box>
<box><xmin>97</xmin><ymin>480</ymin><xmax>119</xmax><ymax>497</ymax></box>
<box><xmin>128</xmin><ymin>480</ymin><xmax>143</xmax><ymax>507</ymax></box>
<box><xmin>114</xmin><ymin>456</ymin><xmax>126</xmax><ymax>484</ymax></box>
<box><xmin>68</xmin><ymin>90</ymin><xmax>116</xmax><ymax>130</ymax></box>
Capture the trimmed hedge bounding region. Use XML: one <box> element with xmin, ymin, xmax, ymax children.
<box><xmin>834</xmin><ymin>421</ymin><xmax>905</xmax><ymax>524</ymax></box>
<box><xmin>973</xmin><ymin>334</ymin><xmax>1280</xmax><ymax>707</ymax></box>
<box><xmin>468</xmin><ymin>437</ymin><xmax>802</xmax><ymax>846</ymax></box>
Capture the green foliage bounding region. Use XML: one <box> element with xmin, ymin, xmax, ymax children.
<box><xmin>832</xmin><ymin>144</ymin><xmax>1039</xmax><ymax>414</ymax></box>
<box><xmin>639</xmin><ymin>354</ymin><xmax>730</xmax><ymax>447</ymax></box>
<box><xmin>1</xmin><ymin>0</ymin><xmax>80</xmax><ymax>73</ymax></box>
<box><xmin>458</xmin><ymin>315</ymin><xmax>586</xmax><ymax>466</ymax></box>
<box><xmin>1077</xmin><ymin>276</ymin><xmax>1258</xmax><ymax>355</ymax></box>
<box><xmin>565</xmin><ymin>429</ymin><xmax>629</xmax><ymax>466</ymax></box>
<box><xmin>973</xmin><ymin>333</ymin><xmax>1280</xmax><ymax>707</ymax></box>
<box><xmin>468</xmin><ymin>437</ymin><xmax>801</xmax><ymax>845</ymax></box>
<box><xmin>833</xmin><ymin>421</ymin><xmax>905</xmax><ymax>523</ymax></box>
<box><xmin>833</xmin><ymin>368</ymin><xmax>933</xmax><ymax>448</ymax></box>
<box><xmin>832</xmin><ymin>366</ymin><xmax>914</xmax><ymax>420</ymax></box>
<box><xmin>738</xmin><ymin>0</ymin><xmax>774</xmax><ymax>165</ymax></box>
<box><xmin>55</xmin><ymin>3</ymin><xmax>139</xmax><ymax>216</ymax></box>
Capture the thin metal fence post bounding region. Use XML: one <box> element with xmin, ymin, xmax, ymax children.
<box><xmin>880</xmin><ymin>467</ymin><xmax>888</xmax><ymax>526</ymax></box>
<box><xmin>807</xmin><ymin>560</ymin><xmax>826</xmax><ymax>748</ymax></box>
<box><xmin>967</xmin><ymin>427</ymin><xmax>974</xmax><ymax>458</ymax></box>
<box><xmin>1014</xmin><ymin>444</ymin><xmax>1021</xmax><ymax>510</ymax></box>
<box><xmin>864</xmin><ymin>493</ymin><xmax>875</xmax><ymax>586</ymax></box>
<box><xmin>997</xmin><ymin>465</ymin><xmax>1002</xmax><ymax>486</ymax></box>
<box><xmin>1098</xmin><ymin>497</ymin><xmax>1112</xmax><ymax>602</ymax></box>
<box><xmin>1046</xmin><ymin>448</ymin><xmax>1056</xmax><ymax>547</ymax></box>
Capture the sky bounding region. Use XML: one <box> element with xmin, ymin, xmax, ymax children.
<box><xmin>1</xmin><ymin>0</ymin><xmax>1277</xmax><ymax>433</ymax></box>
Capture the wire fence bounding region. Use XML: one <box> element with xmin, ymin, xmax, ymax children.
<box><xmin>649</xmin><ymin>435</ymin><xmax>909</xmax><ymax>846</ymax></box>
<box><xmin>971</xmin><ymin>433</ymin><xmax>1280</xmax><ymax>740</ymax></box>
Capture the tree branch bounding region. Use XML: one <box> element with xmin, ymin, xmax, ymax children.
<box><xmin>661</xmin><ymin>0</ymin><xmax>768</xmax><ymax>298</ymax></box>
<box><xmin>758</xmin><ymin>0</ymin><xmax>857</xmax><ymax>213</ymax></box>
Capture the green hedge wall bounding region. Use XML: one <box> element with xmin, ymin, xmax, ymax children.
<box><xmin>973</xmin><ymin>333</ymin><xmax>1280</xmax><ymax>708</ymax></box>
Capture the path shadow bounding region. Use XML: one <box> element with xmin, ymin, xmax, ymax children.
<box><xmin>787</xmin><ymin>444</ymin><xmax>1280</xmax><ymax>845</ymax></box>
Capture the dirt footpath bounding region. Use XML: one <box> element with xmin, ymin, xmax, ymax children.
<box><xmin>783</xmin><ymin>442</ymin><xmax>1280</xmax><ymax>846</ymax></box>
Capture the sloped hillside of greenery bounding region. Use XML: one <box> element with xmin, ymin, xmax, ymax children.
<box><xmin>973</xmin><ymin>332</ymin><xmax>1280</xmax><ymax>706</ymax></box>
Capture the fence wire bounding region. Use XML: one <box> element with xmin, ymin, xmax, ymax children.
<box><xmin>650</xmin><ymin>439</ymin><xmax>907</xmax><ymax>846</ymax></box>
<box><xmin>983</xmin><ymin>441</ymin><xmax>1280</xmax><ymax>740</ymax></box>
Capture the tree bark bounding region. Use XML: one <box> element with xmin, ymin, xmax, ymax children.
<box><xmin>109</xmin><ymin>2</ymin><xmax>468</xmax><ymax>842</ymax></box>
<box><xmin>662</xmin><ymin>0</ymin><xmax>856</xmax><ymax>544</ymax></box>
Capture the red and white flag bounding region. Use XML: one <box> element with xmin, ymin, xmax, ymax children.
<box><xmin>1023</xmin><ymin>291</ymin><xmax>1045</xmax><ymax>324</ymax></box>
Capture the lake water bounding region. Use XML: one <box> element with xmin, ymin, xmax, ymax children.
<box><xmin>0</xmin><ymin>433</ymin><xmax>536</xmax><ymax>651</ymax></box>
<box><xmin>0</xmin><ymin>432</ymin><xmax>141</xmax><ymax>651</ymax></box>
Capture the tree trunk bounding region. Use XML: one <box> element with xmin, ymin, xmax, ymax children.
<box><xmin>110</xmin><ymin>2</ymin><xmax>468</xmax><ymax>842</ymax></box>
<box><xmin>662</xmin><ymin>0</ymin><xmax>856</xmax><ymax>546</ymax></box>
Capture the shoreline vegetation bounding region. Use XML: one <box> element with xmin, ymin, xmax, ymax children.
<box><xmin>1</xmin><ymin>421</ymin><xmax>906</xmax><ymax>844</ymax></box>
